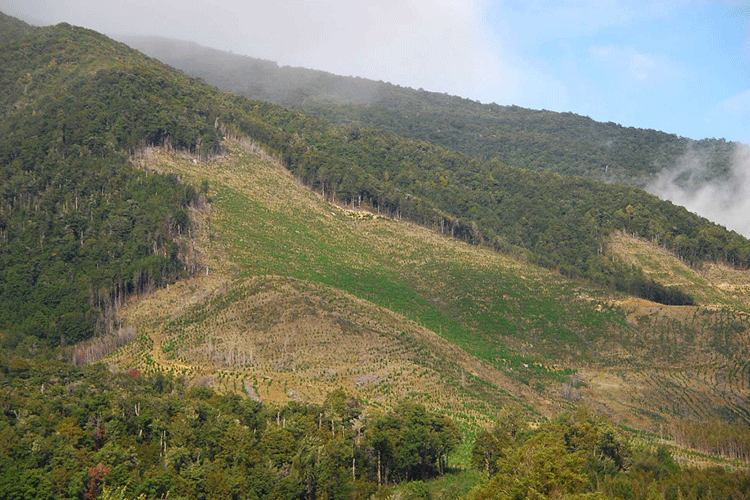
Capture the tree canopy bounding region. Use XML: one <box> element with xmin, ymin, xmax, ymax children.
<box><xmin>124</xmin><ymin>35</ymin><xmax>737</xmax><ymax>187</ymax></box>
<box><xmin>0</xmin><ymin>355</ymin><xmax>460</xmax><ymax>500</ymax></box>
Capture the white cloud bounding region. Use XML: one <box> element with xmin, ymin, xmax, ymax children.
<box><xmin>271</xmin><ymin>0</ymin><xmax>512</xmax><ymax>98</ymax></box>
<box><xmin>628</xmin><ymin>53</ymin><xmax>658</xmax><ymax>82</ymax></box>
<box><xmin>4</xmin><ymin>0</ymin><xmax>524</xmax><ymax>104</ymax></box>
<box><xmin>717</xmin><ymin>89</ymin><xmax>750</xmax><ymax>143</ymax></box>
<box><xmin>589</xmin><ymin>45</ymin><xmax>673</xmax><ymax>85</ymax></box>
<box><xmin>647</xmin><ymin>144</ymin><xmax>750</xmax><ymax>237</ymax></box>
<box><xmin>722</xmin><ymin>88</ymin><xmax>750</xmax><ymax>114</ymax></box>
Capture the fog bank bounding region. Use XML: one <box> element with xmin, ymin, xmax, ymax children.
<box><xmin>646</xmin><ymin>144</ymin><xmax>750</xmax><ymax>238</ymax></box>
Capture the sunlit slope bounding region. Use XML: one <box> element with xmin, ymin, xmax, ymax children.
<box><xmin>109</xmin><ymin>141</ymin><xmax>750</xmax><ymax>431</ymax></box>
<box><xmin>5</xmin><ymin>12</ymin><xmax>750</xmax><ymax>441</ymax></box>
<box><xmin>609</xmin><ymin>231</ymin><xmax>750</xmax><ymax>311</ymax></box>
<box><xmin>114</xmin><ymin>141</ymin><xmax>608</xmax><ymax>419</ymax></box>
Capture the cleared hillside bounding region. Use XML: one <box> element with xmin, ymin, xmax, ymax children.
<box><xmin>112</xmin><ymin>142</ymin><xmax>593</xmax><ymax>422</ymax></box>
<box><xmin>3</xmin><ymin>11</ymin><xmax>750</xmax><ymax>448</ymax></box>
<box><xmin>103</xmin><ymin>140</ymin><xmax>750</xmax><ymax>436</ymax></box>
<box><xmin>609</xmin><ymin>231</ymin><xmax>750</xmax><ymax>311</ymax></box>
<box><xmin>7</xmin><ymin>15</ymin><xmax>750</xmax><ymax>346</ymax></box>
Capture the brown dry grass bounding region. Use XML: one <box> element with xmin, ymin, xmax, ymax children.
<box><xmin>608</xmin><ymin>231</ymin><xmax>750</xmax><ymax>309</ymax></box>
<box><xmin>115</xmin><ymin>141</ymin><xmax>565</xmax><ymax>427</ymax></box>
<box><xmin>116</xmin><ymin>274</ymin><xmax>561</xmax><ymax>425</ymax></box>
<box><xmin>105</xmin><ymin>140</ymin><xmax>750</xmax><ymax>442</ymax></box>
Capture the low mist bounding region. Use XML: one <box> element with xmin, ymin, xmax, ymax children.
<box><xmin>646</xmin><ymin>144</ymin><xmax>750</xmax><ymax>238</ymax></box>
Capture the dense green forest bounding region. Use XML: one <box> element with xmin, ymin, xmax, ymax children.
<box><xmin>123</xmin><ymin>36</ymin><xmax>737</xmax><ymax>186</ymax></box>
<box><xmin>0</xmin><ymin>17</ymin><xmax>222</xmax><ymax>347</ymax></box>
<box><xmin>3</xmin><ymin>355</ymin><xmax>750</xmax><ymax>500</ymax></box>
<box><xmin>0</xmin><ymin>355</ymin><xmax>460</xmax><ymax>500</ymax></box>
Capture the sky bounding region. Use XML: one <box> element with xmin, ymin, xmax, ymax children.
<box><xmin>3</xmin><ymin>0</ymin><xmax>749</xmax><ymax>145</ymax></box>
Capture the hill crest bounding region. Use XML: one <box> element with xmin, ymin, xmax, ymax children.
<box><xmin>120</xmin><ymin>34</ymin><xmax>739</xmax><ymax>187</ymax></box>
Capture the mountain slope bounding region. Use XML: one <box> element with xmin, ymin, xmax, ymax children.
<box><xmin>0</xmin><ymin>11</ymin><xmax>33</xmax><ymax>44</ymax></box>
<box><xmin>0</xmin><ymin>20</ymin><xmax>220</xmax><ymax>346</ymax></box>
<box><xmin>121</xmin><ymin>35</ymin><xmax>737</xmax><ymax>186</ymax></box>
<box><xmin>4</xmin><ymin>14</ymin><xmax>750</xmax><ymax>439</ymax></box>
<box><xmin>107</xmin><ymin>140</ymin><xmax>750</xmax><ymax>435</ymax></box>
<box><xmin>113</xmin><ymin>36</ymin><xmax>750</xmax><ymax>308</ymax></box>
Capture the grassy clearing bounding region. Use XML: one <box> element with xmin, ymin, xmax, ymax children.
<box><xmin>609</xmin><ymin>231</ymin><xmax>750</xmax><ymax>311</ymax></box>
<box><xmin>111</xmin><ymin>141</ymin><xmax>750</xmax><ymax>440</ymax></box>
<box><xmin>129</xmin><ymin>142</ymin><xmax>620</xmax><ymax>371</ymax></box>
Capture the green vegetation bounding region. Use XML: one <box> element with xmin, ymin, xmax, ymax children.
<box><xmin>4</xmin><ymin>15</ymin><xmax>750</xmax><ymax>499</ymax></box>
<box><xmin>119</xmin><ymin>139</ymin><xmax>750</xmax><ymax>438</ymax></box>
<box><xmin>4</xmin><ymin>357</ymin><xmax>750</xmax><ymax>500</ymax></box>
<box><xmin>123</xmin><ymin>36</ymin><xmax>750</xmax><ymax>306</ymax></box>
<box><xmin>227</xmin><ymin>101</ymin><xmax>746</xmax><ymax>305</ymax></box>
<box><xmin>4</xmin><ymin>10</ymin><xmax>748</xmax><ymax>395</ymax></box>
<box><xmin>4</xmin><ymin>15</ymin><xmax>749</xmax><ymax>355</ymax></box>
<box><xmin>127</xmin><ymin>145</ymin><xmax>626</xmax><ymax>395</ymax></box>
<box><xmin>0</xmin><ymin>358</ymin><xmax>459</xmax><ymax>500</ymax></box>
<box><xmin>468</xmin><ymin>409</ymin><xmax>750</xmax><ymax>500</ymax></box>
<box><xmin>0</xmin><ymin>12</ymin><xmax>33</xmax><ymax>44</ymax></box>
<box><xmin>0</xmin><ymin>20</ymin><xmax>224</xmax><ymax>347</ymax></box>
<box><xmin>124</xmin><ymin>35</ymin><xmax>736</xmax><ymax>186</ymax></box>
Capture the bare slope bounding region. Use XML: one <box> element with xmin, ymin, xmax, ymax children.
<box><xmin>107</xmin><ymin>140</ymin><xmax>750</xmax><ymax>435</ymax></box>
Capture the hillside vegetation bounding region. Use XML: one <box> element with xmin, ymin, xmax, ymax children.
<box><xmin>112</xmin><ymin>137</ymin><xmax>750</xmax><ymax>428</ymax></box>
<box><xmin>120</xmin><ymin>39</ymin><xmax>750</xmax><ymax>306</ymax></box>
<box><xmin>8</xmin><ymin>140</ymin><xmax>750</xmax><ymax>498</ymax></box>
<box><xmin>3</xmin><ymin>12</ymin><xmax>750</xmax><ymax>414</ymax></box>
<box><xmin>0</xmin><ymin>10</ymin><xmax>33</xmax><ymax>44</ymax></box>
<box><xmin>122</xmin><ymin>36</ymin><xmax>737</xmax><ymax>186</ymax></box>
<box><xmin>222</xmin><ymin>101</ymin><xmax>750</xmax><ymax>307</ymax></box>
<box><xmin>4</xmin><ymin>16</ymin><xmax>750</xmax><ymax>351</ymax></box>
<box><xmin>5</xmin><ymin>14</ymin><xmax>750</xmax><ymax>499</ymax></box>
<box><xmin>5</xmin><ymin>358</ymin><xmax>750</xmax><ymax>500</ymax></box>
<box><xmin>0</xmin><ymin>16</ymin><xmax>222</xmax><ymax>347</ymax></box>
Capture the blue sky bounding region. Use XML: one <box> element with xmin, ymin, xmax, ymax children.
<box><xmin>485</xmin><ymin>1</ymin><xmax>750</xmax><ymax>143</ymax></box>
<box><xmin>3</xmin><ymin>0</ymin><xmax>749</xmax><ymax>143</ymax></box>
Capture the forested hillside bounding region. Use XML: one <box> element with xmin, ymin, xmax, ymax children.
<box><xmin>0</xmin><ymin>10</ymin><xmax>33</xmax><ymax>44</ymax></box>
<box><xmin>4</xmin><ymin>356</ymin><xmax>750</xmax><ymax>500</ymax></box>
<box><xmin>5</xmin><ymin>14</ymin><xmax>750</xmax><ymax>500</ymax></box>
<box><xmin>122</xmin><ymin>36</ymin><xmax>737</xmax><ymax>186</ymax></box>
<box><xmin>0</xmin><ymin>16</ymin><xmax>217</xmax><ymax>347</ymax></box>
<box><xmin>0</xmin><ymin>357</ymin><xmax>461</xmax><ymax>499</ymax></box>
<box><xmin>3</xmin><ymin>12</ymin><xmax>750</xmax><ymax>356</ymax></box>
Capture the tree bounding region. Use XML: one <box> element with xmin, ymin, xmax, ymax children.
<box><xmin>467</xmin><ymin>431</ymin><xmax>606</xmax><ymax>500</ymax></box>
<box><xmin>471</xmin><ymin>425</ymin><xmax>513</xmax><ymax>478</ymax></box>
<box><xmin>367</xmin><ymin>401</ymin><xmax>460</xmax><ymax>485</ymax></box>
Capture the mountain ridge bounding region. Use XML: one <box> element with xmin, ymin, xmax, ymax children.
<box><xmin>119</xmin><ymin>34</ymin><xmax>739</xmax><ymax>187</ymax></box>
